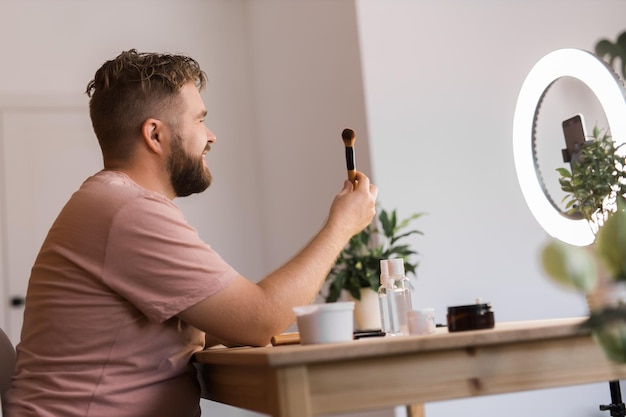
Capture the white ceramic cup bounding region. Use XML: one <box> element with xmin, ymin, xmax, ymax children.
<box><xmin>293</xmin><ymin>302</ymin><xmax>355</xmax><ymax>344</ymax></box>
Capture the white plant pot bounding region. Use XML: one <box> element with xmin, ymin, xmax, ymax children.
<box><xmin>350</xmin><ymin>288</ymin><xmax>382</xmax><ymax>331</ymax></box>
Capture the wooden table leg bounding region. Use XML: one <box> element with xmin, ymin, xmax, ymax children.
<box><xmin>406</xmin><ymin>403</ymin><xmax>425</xmax><ymax>417</ymax></box>
<box><xmin>274</xmin><ymin>366</ymin><xmax>313</xmax><ymax>417</ymax></box>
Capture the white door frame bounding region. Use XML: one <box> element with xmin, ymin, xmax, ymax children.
<box><xmin>0</xmin><ymin>94</ymin><xmax>87</xmax><ymax>335</ymax></box>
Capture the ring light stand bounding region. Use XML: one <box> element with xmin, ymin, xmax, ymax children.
<box><xmin>513</xmin><ymin>48</ymin><xmax>626</xmax><ymax>416</ymax></box>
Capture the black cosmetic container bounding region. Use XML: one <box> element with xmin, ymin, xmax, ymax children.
<box><xmin>447</xmin><ymin>302</ymin><xmax>495</xmax><ymax>332</ymax></box>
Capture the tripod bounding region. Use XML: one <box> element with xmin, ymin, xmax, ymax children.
<box><xmin>600</xmin><ymin>381</ymin><xmax>626</xmax><ymax>417</ymax></box>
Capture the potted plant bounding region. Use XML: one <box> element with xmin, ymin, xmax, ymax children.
<box><xmin>556</xmin><ymin>126</ymin><xmax>625</xmax><ymax>230</ymax></box>
<box><xmin>323</xmin><ymin>206</ymin><xmax>424</xmax><ymax>330</ymax></box>
<box><xmin>541</xmin><ymin>125</ymin><xmax>626</xmax><ymax>363</ymax></box>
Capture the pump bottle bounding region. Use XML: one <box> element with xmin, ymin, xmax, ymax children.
<box><xmin>377</xmin><ymin>260</ymin><xmax>391</xmax><ymax>332</ymax></box>
<box><xmin>378</xmin><ymin>258</ymin><xmax>412</xmax><ymax>336</ymax></box>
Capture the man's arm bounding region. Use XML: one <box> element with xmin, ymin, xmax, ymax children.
<box><xmin>179</xmin><ymin>172</ymin><xmax>378</xmax><ymax>347</ymax></box>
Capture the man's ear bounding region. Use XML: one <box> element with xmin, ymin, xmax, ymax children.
<box><xmin>141</xmin><ymin>118</ymin><xmax>166</xmax><ymax>155</ymax></box>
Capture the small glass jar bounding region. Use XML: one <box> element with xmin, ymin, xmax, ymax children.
<box><xmin>407</xmin><ymin>308</ymin><xmax>436</xmax><ymax>335</ymax></box>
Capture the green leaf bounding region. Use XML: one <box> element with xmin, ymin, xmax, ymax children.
<box><xmin>541</xmin><ymin>239</ymin><xmax>598</xmax><ymax>292</ymax></box>
<box><xmin>556</xmin><ymin>125</ymin><xmax>625</xmax><ymax>222</ymax></box>
<box><xmin>583</xmin><ymin>307</ymin><xmax>626</xmax><ymax>363</ymax></box>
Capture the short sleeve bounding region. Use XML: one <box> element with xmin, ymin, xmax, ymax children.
<box><xmin>102</xmin><ymin>195</ymin><xmax>238</xmax><ymax>322</ymax></box>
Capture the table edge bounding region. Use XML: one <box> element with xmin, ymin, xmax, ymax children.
<box><xmin>194</xmin><ymin>317</ymin><xmax>590</xmax><ymax>367</ymax></box>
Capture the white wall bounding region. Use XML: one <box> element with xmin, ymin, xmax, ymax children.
<box><xmin>245</xmin><ymin>0</ymin><xmax>372</xmax><ymax>273</ymax></box>
<box><xmin>356</xmin><ymin>1</ymin><xmax>626</xmax><ymax>416</ymax></box>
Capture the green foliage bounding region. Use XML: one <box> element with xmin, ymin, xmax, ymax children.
<box><xmin>595</xmin><ymin>31</ymin><xmax>626</xmax><ymax>80</ymax></box>
<box><xmin>583</xmin><ymin>307</ymin><xmax>626</xmax><ymax>363</ymax></box>
<box><xmin>596</xmin><ymin>197</ymin><xmax>626</xmax><ymax>282</ymax></box>
<box><xmin>541</xmin><ymin>239</ymin><xmax>598</xmax><ymax>292</ymax></box>
<box><xmin>549</xmin><ymin>124</ymin><xmax>626</xmax><ymax>364</ymax></box>
<box><xmin>550</xmin><ymin>31</ymin><xmax>626</xmax><ymax>364</ymax></box>
<box><xmin>557</xmin><ymin>126</ymin><xmax>626</xmax><ymax>223</ymax></box>
<box><xmin>323</xmin><ymin>207</ymin><xmax>424</xmax><ymax>302</ymax></box>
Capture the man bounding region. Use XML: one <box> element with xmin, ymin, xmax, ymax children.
<box><xmin>4</xmin><ymin>50</ymin><xmax>377</xmax><ymax>417</ymax></box>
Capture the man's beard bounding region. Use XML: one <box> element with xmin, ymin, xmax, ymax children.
<box><xmin>168</xmin><ymin>134</ymin><xmax>212</xmax><ymax>197</ymax></box>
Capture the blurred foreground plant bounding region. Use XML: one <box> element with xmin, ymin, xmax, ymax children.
<box><xmin>542</xmin><ymin>126</ymin><xmax>626</xmax><ymax>363</ymax></box>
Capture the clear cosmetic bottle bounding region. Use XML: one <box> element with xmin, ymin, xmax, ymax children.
<box><xmin>378</xmin><ymin>258</ymin><xmax>412</xmax><ymax>336</ymax></box>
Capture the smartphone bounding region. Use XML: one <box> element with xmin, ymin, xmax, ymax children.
<box><xmin>561</xmin><ymin>114</ymin><xmax>587</xmax><ymax>165</ymax></box>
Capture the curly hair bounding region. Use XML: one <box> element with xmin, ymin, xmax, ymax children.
<box><xmin>86</xmin><ymin>49</ymin><xmax>207</xmax><ymax>161</ymax></box>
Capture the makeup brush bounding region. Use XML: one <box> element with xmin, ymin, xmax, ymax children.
<box><xmin>342</xmin><ymin>128</ymin><xmax>357</xmax><ymax>186</ymax></box>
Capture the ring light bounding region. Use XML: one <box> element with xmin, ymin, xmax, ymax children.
<box><xmin>513</xmin><ymin>48</ymin><xmax>626</xmax><ymax>246</ymax></box>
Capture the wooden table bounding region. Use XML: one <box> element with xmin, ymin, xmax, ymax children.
<box><xmin>194</xmin><ymin>317</ymin><xmax>626</xmax><ymax>417</ymax></box>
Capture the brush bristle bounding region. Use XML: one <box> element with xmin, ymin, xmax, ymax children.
<box><xmin>342</xmin><ymin>128</ymin><xmax>356</xmax><ymax>146</ymax></box>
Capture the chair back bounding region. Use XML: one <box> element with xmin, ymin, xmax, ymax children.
<box><xmin>0</xmin><ymin>328</ymin><xmax>15</xmax><ymax>409</ymax></box>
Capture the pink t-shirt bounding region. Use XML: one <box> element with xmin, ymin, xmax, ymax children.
<box><xmin>5</xmin><ymin>171</ymin><xmax>238</xmax><ymax>417</ymax></box>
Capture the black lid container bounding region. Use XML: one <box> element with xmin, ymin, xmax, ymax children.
<box><xmin>447</xmin><ymin>302</ymin><xmax>495</xmax><ymax>332</ymax></box>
